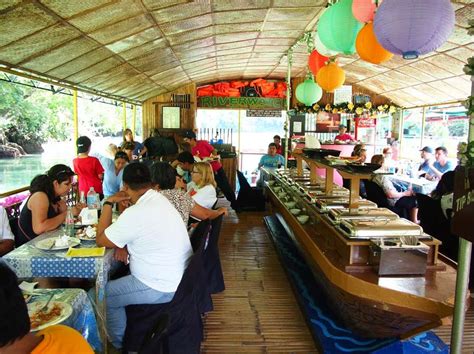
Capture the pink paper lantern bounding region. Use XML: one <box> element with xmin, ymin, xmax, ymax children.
<box><xmin>352</xmin><ymin>0</ymin><xmax>381</xmax><ymax>23</ymax></box>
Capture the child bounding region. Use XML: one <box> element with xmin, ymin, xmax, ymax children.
<box><xmin>73</xmin><ymin>136</ymin><xmax>104</xmax><ymax>198</ymax></box>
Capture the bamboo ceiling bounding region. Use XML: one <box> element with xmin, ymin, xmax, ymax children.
<box><xmin>0</xmin><ymin>0</ymin><xmax>472</xmax><ymax>107</ymax></box>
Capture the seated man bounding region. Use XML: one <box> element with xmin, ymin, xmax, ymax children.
<box><xmin>371</xmin><ymin>155</ymin><xmax>418</xmax><ymax>222</ymax></box>
<box><xmin>0</xmin><ymin>207</ymin><xmax>14</xmax><ymax>256</ymax></box>
<box><xmin>96</xmin><ymin>163</ymin><xmax>193</xmax><ymax>350</ymax></box>
<box><xmin>258</xmin><ymin>143</ymin><xmax>285</xmax><ymax>169</ymax></box>
<box><xmin>0</xmin><ymin>263</ymin><xmax>94</xmax><ymax>353</ymax></box>
<box><xmin>427</xmin><ymin>146</ymin><xmax>455</xmax><ymax>180</ymax></box>
<box><xmin>418</xmin><ymin>146</ymin><xmax>435</xmax><ymax>176</ymax></box>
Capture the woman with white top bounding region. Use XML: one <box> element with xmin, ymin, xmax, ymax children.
<box><xmin>187</xmin><ymin>162</ymin><xmax>217</xmax><ymax>209</ymax></box>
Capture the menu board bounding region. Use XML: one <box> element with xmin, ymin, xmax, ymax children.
<box><xmin>451</xmin><ymin>166</ymin><xmax>474</xmax><ymax>242</ymax></box>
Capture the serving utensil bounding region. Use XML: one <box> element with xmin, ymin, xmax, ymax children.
<box><xmin>39</xmin><ymin>294</ymin><xmax>54</xmax><ymax>313</ymax></box>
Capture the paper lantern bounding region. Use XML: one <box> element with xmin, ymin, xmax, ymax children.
<box><xmin>373</xmin><ymin>0</ymin><xmax>455</xmax><ymax>59</ymax></box>
<box><xmin>356</xmin><ymin>23</ymin><xmax>393</xmax><ymax>64</ymax></box>
<box><xmin>352</xmin><ymin>0</ymin><xmax>381</xmax><ymax>23</ymax></box>
<box><xmin>314</xmin><ymin>33</ymin><xmax>338</xmax><ymax>57</ymax></box>
<box><xmin>295</xmin><ymin>79</ymin><xmax>322</xmax><ymax>106</ymax></box>
<box><xmin>308</xmin><ymin>50</ymin><xmax>328</xmax><ymax>76</ymax></box>
<box><xmin>317</xmin><ymin>0</ymin><xmax>363</xmax><ymax>55</ymax></box>
<box><xmin>316</xmin><ymin>62</ymin><xmax>345</xmax><ymax>93</ymax></box>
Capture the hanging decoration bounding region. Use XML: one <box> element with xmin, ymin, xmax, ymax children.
<box><xmin>314</xmin><ymin>33</ymin><xmax>338</xmax><ymax>57</ymax></box>
<box><xmin>356</xmin><ymin>23</ymin><xmax>393</xmax><ymax>64</ymax></box>
<box><xmin>317</xmin><ymin>0</ymin><xmax>363</xmax><ymax>55</ymax></box>
<box><xmin>295</xmin><ymin>79</ymin><xmax>323</xmax><ymax>107</ymax></box>
<box><xmin>292</xmin><ymin>101</ymin><xmax>400</xmax><ymax>116</ymax></box>
<box><xmin>308</xmin><ymin>50</ymin><xmax>329</xmax><ymax>75</ymax></box>
<box><xmin>373</xmin><ymin>0</ymin><xmax>455</xmax><ymax>59</ymax></box>
<box><xmin>352</xmin><ymin>0</ymin><xmax>381</xmax><ymax>23</ymax></box>
<box><xmin>316</xmin><ymin>61</ymin><xmax>345</xmax><ymax>93</ymax></box>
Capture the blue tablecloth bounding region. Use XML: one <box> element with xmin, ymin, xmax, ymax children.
<box><xmin>28</xmin><ymin>288</ymin><xmax>101</xmax><ymax>351</ymax></box>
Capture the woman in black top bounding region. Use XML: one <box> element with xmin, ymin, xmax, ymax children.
<box><xmin>17</xmin><ymin>164</ymin><xmax>81</xmax><ymax>246</ymax></box>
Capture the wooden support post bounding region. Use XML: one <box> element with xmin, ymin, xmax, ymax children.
<box><xmin>122</xmin><ymin>102</ymin><xmax>127</xmax><ymax>130</ymax></box>
<box><xmin>73</xmin><ymin>89</ymin><xmax>78</xmax><ymax>144</ymax></box>
<box><xmin>132</xmin><ymin>104</ymin><xmax>136</xmax><ymax>135</ymax></box>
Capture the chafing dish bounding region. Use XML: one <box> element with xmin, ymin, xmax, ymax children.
<box><xmin>314</xmin><ymin>197</ymin><xmax>377</xmax><ymax>213</ymax></box>
<box><xmin>327</xmin><ymin>207</ymin><xmax>399</xmax><ymax>225</ymax></box>
<box><xmin>338</xmin><ymin>218</ymin><xmax>423</xmax><ymax>239</ymax></box>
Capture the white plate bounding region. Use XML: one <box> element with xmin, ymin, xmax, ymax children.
<box><xmin>28</xmin><ymin>301</ymin><xmax>73</xmax><ymax>331</ymax></box>
<box><xmin>35</xmin><ymin>237</ymin><xmax>81</xmax><ymax>250</ymax></box>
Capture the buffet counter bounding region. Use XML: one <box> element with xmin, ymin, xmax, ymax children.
<box><xmin>263</xmin><ymin>162</ymin><xmax>459</xmax><ymax>339</ymax></box>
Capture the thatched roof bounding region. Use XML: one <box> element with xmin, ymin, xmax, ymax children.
<box><xmin>0</xmin><ymin>0</ymin><xmax>471</xmax><ymax>106</ymax></box>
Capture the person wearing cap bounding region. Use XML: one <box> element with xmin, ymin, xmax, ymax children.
<box><xmin>17</xmin><ymin>164</ymin><xmax>82</xmax><ymax>246</ymax></box>
<box><xmin>334</xmin><ymin>125</ymin><xmax>355</xmax><ymax>142</ymax></box>
<box><xmin>426</xmin><ymin>146</ymin><xmax>455</xmax><ymax>180</ymax></box>
<box><xmin>418</xmin><ymin>146</ymin><xmax>435</xmax><ymax>177</ymax></box>
<box><xmin>183</xmin><ymin>130</ymin><xmax>240</xmax><ymax>211</ymax></box>
<box><xmin>73</xmin><ymin>136</ymin><xmax>104</xmax><ymax>197</ymax></box>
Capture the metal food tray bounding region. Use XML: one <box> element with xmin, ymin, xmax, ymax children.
<box><xmin>314</xmin><ymin>198</ymin><xmax>377</xmax><ymax>213</ymax></box>
<box><xmin>338</xmin><ymin>218</ymin><xmax>423</xmax><ymax>239</ymax></box>
<box><xmin>327</xmin><ymin>207</ymin><xmax>399</xmax><ymax>225</ymax></box>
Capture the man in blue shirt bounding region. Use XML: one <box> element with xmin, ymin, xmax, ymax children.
<box><xmin>418</xmin><ymin>146</ymin><xmax>435</xmax><ymax>176</ymax></box>
<box><xmin>258</xmin><ymin>143</ymin><xmax>285</xmax><ymax>169</ymax></box>
<box><xmin>427</xmin><ymin>146</ymin><xmax>455</xmax><ymax>180</ymax></box>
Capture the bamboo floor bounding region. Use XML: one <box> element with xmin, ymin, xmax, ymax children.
<box><xmin>201</xmin><ymin>202</ymin><xmax>474</xmax><ymax>353</ymax></box>
<box><xmin>200</xmin><ymin>206</ymin><xmax>318</xmax><ymax>353</ymax></box>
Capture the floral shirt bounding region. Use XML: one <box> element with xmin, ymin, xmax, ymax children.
<box><xmin>159</xmin><ymin>189</ymin><xmax>195</xmax><ymax>225</ymax></box>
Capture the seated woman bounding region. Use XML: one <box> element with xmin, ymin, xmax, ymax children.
<box><xmin>371</xmin><ymin>155</ymin><xmax>418</xmax><ymax>222</ymax></box>
<box><xmin>187</xmin><ymin>162</ymin><xmax>218</xmax><ymax>209</ymax></box>
<box><xmin>96</xmin><ymin>151</ymin><xmax>129</xmax><ymax>199</ymax></box>
<box><xmin>151</xmin><ymin>162</ymin><xmax>227</xmax><ymax>225</ymax></box>
<box><xmin>430</xmin><ymin>170</ymin><xmax>455</xmax><ymax>220</ymax></box>
<box><xmin>0</xmin><ymin>207</ymin><xmax>14</xmax><ymax>256</ymax></box>
<box><xmin>17</xmin><ymin>164</ymin><xmax>82</xmax><ymax>246</ymax></box>
<box><xmin>351</xmin><ymin>143</ymin><xmax>367</xmax><ymax>163</ymax></box>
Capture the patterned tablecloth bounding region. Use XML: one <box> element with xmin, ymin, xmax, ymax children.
<box><xmin>389</xmin><ymin>175</ymin><xmax>438</xmax><ymax>195</ymax></box>
<box><xmin>3</xmin><ymin>229</ymin><xmax>119</xmax><ymax>352</ymax></box>
<box><xmin>27</xmin><ymin>288</ymin><xmax>101</xmax><ymax>351</ymax></box>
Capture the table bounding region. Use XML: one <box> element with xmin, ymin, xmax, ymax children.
<box><xmin>3</xmin><ymin>230</ymin><xmax>118</xmax><ymax>352</ymax></box>
<box><xmin>27</xmin><ymin>288</ymin><xmax>101</xmax><ymax>351</ymax></box>
<box><xmin>389</xmin><ymin>175</ymin><xmax>438</xmax><ymax>195</ymax></box>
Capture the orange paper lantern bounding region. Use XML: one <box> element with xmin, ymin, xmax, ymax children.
<box><xmin>356</xmin><ymin>23</ymin><xmax>393</xmax><ymax>64</ymax></box>
<box><xmin>316</xmin><ymin>62</ymin><xmax>345</xmax><ymax>92</ymax></box>
<box><xmin>308</xmin><ymin>50</ymin><xmax>329</xmax><ymax>75</ymax></box>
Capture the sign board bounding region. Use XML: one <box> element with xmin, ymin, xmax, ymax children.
<box><xmin>198</xmin><ymin>96</ymin><xmax>286</xmax><ymax>110</ymax></box>
<box><xmin>246</xmin><ymin>109</ymin><xmax>282</xmax><ymax>117</ymax></box>
<box><xmin>451</xmin><ymin>166</ymin><xmax>474</xmax><ymax>242</ymax></box>
<box><xmin>162</xmin><ymin>106</ymin><xmax>180</xmax><ymax>129</ymax></box>
<box><xmin>334</xmin><ymin>85</ymin><xmax>352</xmax><ymax>105</ymax></box>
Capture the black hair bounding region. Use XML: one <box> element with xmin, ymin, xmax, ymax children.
<box><xmin>150</xmin><ymin>162</ymin><xmax>178</xmax><ymax>190</ymax></box>
<box><xmin>122</xmin><ymin>163</ymin><xmax>151</xmax><ymax>190</ymax></box>
<box><xmin>114</xmin><ymin>151</ymin><xmax>129</xmax><ymax>162</ymax></box>
<box><xmin>268</xmin><ymin>143</ymin><xmax>277</xmax><ymax>148</ymax></box>
<box><xmin>122</xmin><ymin>141</ymin><xmax>136</xmax><ymax>151</ymax></box>
<box><xmin>177</xmin><ymin>151</ymin><xmax>194</xmax><ymax>164</ymax></box>
<box><xmin>76</xmin><ymin>136</ymin><xmax>92</xmax><ymax>154</ymax></box>
<box><xmin>0</xmin><ymin>263</ymin><xmax>30</xmax><ymax>347</ymax></box>
<box><xmin>30</xmin><ymin>164</ymin><xmax>74</xmax><ymax>203</ymax></box>
<box><xmin>435</xmin><ymin>146</ymin><xmax>448</xmax><ymax>155</ymax></box>
<box><xmin>273</xmin><ymin>135</ymin><xmax>281</xmax><ymax>140</ymax></box>
<box><xmin>431</xmin><ymin>171</ymin><xmax>455</xmax><ymax>200</ymax></box>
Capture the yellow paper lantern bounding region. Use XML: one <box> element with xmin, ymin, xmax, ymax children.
<box><xmin>316</xmin><ymin>62</ymin><xmax>346</xmax><ymax>93</ymax></box>
<box><xmin>356</xmin><ymin>23</ymin><xmax>393</xmax><ymax>64</ymax></box>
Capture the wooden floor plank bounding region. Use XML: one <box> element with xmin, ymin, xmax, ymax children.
<box><xmin>201</xmin><ymin>207</ymin><xmax>319</xmax><ymax>353</ymax></box>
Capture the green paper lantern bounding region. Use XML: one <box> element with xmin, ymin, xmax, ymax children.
<box><xmin>317</xmin><ymin>0</ymin><xmax>363</xmax><ymax>55</ymax></box>
<box><xmin>295</xmin><ymin>79</ymin><xmax>322</xmax><ymax>107</ymax></box>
